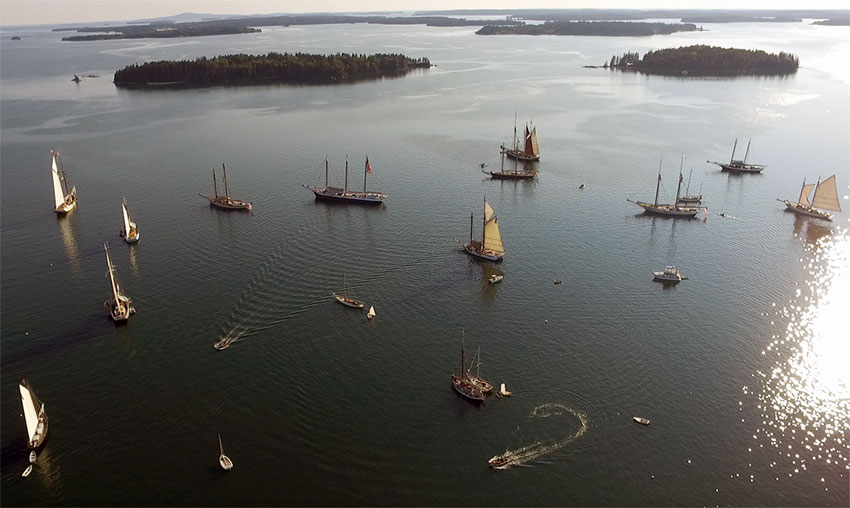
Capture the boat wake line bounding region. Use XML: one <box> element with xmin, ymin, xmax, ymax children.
<box><xmin>489</xmin><ymin>403</ymin><xmax>589</xmax><ymax>470</ymax></box>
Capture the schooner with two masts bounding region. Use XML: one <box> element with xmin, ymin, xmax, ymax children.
<box><xmin>200</xmin><ymin>163</ymin><xmax>252</xmax><ymax>211</ymax></box>
<box><xmin>708</xmin><ymin>138</ymin><xmax>765</xmax><ymax>173</ymax></box>
<box><xmin>628</xmin><ymin>156</ymin><xmax>700</xmax><ymax>218</ymax></box>
<box><xmin>464</xmin><ymin>198</ymin><xmax>506</xmax><ymax>262</ymax></box>
<box><xmin>779</xmin><ymin>175</ymin><xmax>841</xmax><ymax>221</ymax></box>
<box><xmin>50</xmin><ymin>151</ymin><xmax>77</xmax><ymax>214</ymax></box>
<box><xmin>501</xmin><ymin>114</ymin><xmax>540</xmax><ymax>162</ymax></box>
<box><xmin>490</xmin><ymin>145</ymin><xmax>537</xmax><ymax>180</ymax></box>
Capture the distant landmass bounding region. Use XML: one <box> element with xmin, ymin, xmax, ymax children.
<box><xmin>415</xmin><ymin>8</ymin><xmax>849</xmax><ymax>22</ymax></box>
<box><xmin>680</xmin><ymin>15</ymin><xmax>801</xmax><ymax>23</ymax></box>
<box><xmin>113</xmin><ymin>52</ymin><xmax>431</xmax><ymax>87</ymax></box>
<box><xmin>476</xmin><ymin>21</ymin><xmax>698</xmax><ymax>36</ymax></box>
<box><xmin>603</xmin><ymin>45</ymin><xmax>799</xmax><ymax>76</ymax></box>
<box><xmin>812</xmin><ymin>18</ymin><xmax>850</xmax><ymax>26</ymax></box>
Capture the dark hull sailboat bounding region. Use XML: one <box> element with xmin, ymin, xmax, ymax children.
<box><xmin>306</xmin><ymin>157</ymin><xmax>387</xmax><ymax>205</ymax></box>
<box><xmin>501</xmin><ymin>116</ymin><xmax>540</xmax><ymax>162</ymax></box>
<box><xmin>629</xmin><ymin>156</ymin><xmax>700</xmax><ymax>218</ymax></box>
<box><xmin>489</xmin><ymin>150</ymin><xmax>537</xmax><ymax>180</ymax></box>
<box><xmin>708</xmin><ymin>138</ymin><xmax>764</xmax><ymax>173</ymax></box>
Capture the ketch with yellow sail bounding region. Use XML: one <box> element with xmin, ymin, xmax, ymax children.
<box><xmin>464</xmin><ymin>198</ymin><xmax>505</xmax><ymax>262</ymax></box>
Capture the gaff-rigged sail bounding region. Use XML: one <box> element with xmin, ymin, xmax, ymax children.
<box><xmin>482</xmin><ymin>200</ymin><xmax>505</xmax><ymax>254</ymax></box>
<box><xmin>811</xmin><ymin>175</ymin><xmax>841</xmax><ymax>211</ymax></box>
<box><xmin>798</xmin><ymin>183</ymin><xmax>815</xmax><ymax>207</ymax></box>
<box><xmin>525</xmin><ymin>125</ymin><xmax>539</xmax><ymax>157</ymax></box>
<box><xmin>51</xmin><ymin>155</ymin><xmax>66</xmax><ymax>209</ymax></box>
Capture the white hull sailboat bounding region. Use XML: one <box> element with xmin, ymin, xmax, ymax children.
<box><xmin>104</xmin><ymin>242</ymin><xmax>135</xmax><ymax>323</ymax></box>
<box><xmin>708</xmin><ymin>138</ymin><xmax>765</xmax><ymax>173</ymax></box>
<box><xmin>200</xmin><ymin>163</ymin><xmax>252</xmax><ymax>211</ymax></box>
<box><xmin>120</xmin><ymin>198</ymin><xmax>140</xmax><ymax>243</ymax></box>
<box><xmin>19</xmin><ymin>378</ymin><xmax>48</xmax><ymax>450</ymax></box>
<box><xmin>218</xmin><ymin>434</ymin><xmax>233</xmax><ymax>471</ymax></box>
<box><xmin>305</xmin><ymin>156</ymin><xmax>387</xmax><ymax>204</ymax></box>
<box><xmin>628</xmin><ymin>156</ymin><xmax>700</xmax><ymax>218</ymax></box>
<box><xmin>779</xmin><ymin>175</ymin><xmax>841</xmax><ymax>221</ymax></box>
<box><xmin>333</xmin><ymin>272</ymin><xmax>365</xmax><ymax>308</ymax></box>
<box><xmin>50</xmin><ymin>151</ymin><xmax>77</xmax><ymax>214</ymax></box>
<box><xmin>464</xmin><ymin>198</ymin><xmax>505</xmax><ymax>262</ymax></box>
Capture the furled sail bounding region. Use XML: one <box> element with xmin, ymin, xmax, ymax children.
<box><xmin>798</xmin><ymin>183</ymin><xmax>815</xmax><ymax>207</ymax></box>
<box><xmin>19</xmin><ymin>381</ymin><xmax>39</xmax><ymax>442</ymax></box>
<box><xmin>483</xmin><ymin>216</ymin><xmax>505</xmax><ymax>254</ymax></box>
<box><xmin>51</xmin><ymin>155</ymin><xmax>66</xmax><ymax>209</ymax></box>
<box><xmin>811</xmin><ymin>175</ymin><xmax>841</xmax><ymax>211</ymax></box>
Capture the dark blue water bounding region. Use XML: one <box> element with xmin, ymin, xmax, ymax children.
<box><xmin>2</xmin><ymin>20</ymin><xmax>848</xmax><ymax>506</ymax></box>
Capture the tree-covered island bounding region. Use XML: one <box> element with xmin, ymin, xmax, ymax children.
<box><xmin>113</xmin><ymin>53</ymin><xmax>432</xmax><ymax>87</ymax></box>
<box><xmin>476</xmin><ymin>21</ymin><xmax>698</xmax><ymax>36</ymax></box>
<box><xmin>604</xmin><ymin>45</ymin><xmax>799</xmax><ymax>76</ymax></box>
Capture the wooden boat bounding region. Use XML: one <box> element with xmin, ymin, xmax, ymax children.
<box><xmin>214</xmin><ymin>337</ymin><xmax>232</xmax><ymax>350</ymax></box>
<box><xmin>708</xmin><ymin>138</ymin><xmax>764</xmax><ymax>173</ymax></box>
<box><xmin>488</xmin><ymin>455</ymin><xmax>509</xmax><ymax>468</ymax></box>
<box><xmin>451</xmin><ymin>334</ymin><xmax>485</xmax><ymax>403</ymax></box>
<box><xmin>366</xmin><ymin>306</ymin><xmax>376</xmax><ymax>320</ymax></box>
<box><xmin>120</xmin><ymin>198</ymin><xmax>140</xmax><ymax>243</ymax></box>
<box><xmin>103</xmin><ymin>242</ymin><xmax>135</xmax><ymax>323</ymax></box>
<box><xmin>779</xmin><ymin>175</ymin><xmax>841</xmax><ymax>221</ymax></box>
<box><xmin>218</xmin><ymin>434</ymin><xmax>233</xmax><ymax>471</ymax></box>
<box><xmin>50</xmin><ymin>151</ymin><xmax>77</xmax><ymax>214</ymax></box>
<box><xmin>490</xmin><ymin>146</ymin><xmax>537</xmax><ymax>180</ymax></box>
<box><xmin>633</xmin><ymin>416</ymin><xmax>651</xmax><ymax>425</ymax></box>
<box><xmin>200</xmin><ymin>163</ymin><xmax>252</xmax><ymax>211</ymax></box>
<box><xmin>653</xmin><ymin>265</ymin><xmax>687</xmax><ymax>282</ymax></box>
<box><xmin>488</xmin><ymin>274</ymin><xmax>503</xmax><ymax>284</ymax></box>
<box><xmin>464</xmin><ymin>198</ymin><xmax>505</xmax><ymax>262</ymax></box>
<box><xmin>333</xmin><ymin>272</ymin><xmax>365</xmax><ymax>308</ymax></box>
<box><xmin>466</xmin><ymin>346</ymin><xmax>494</xmax><ymax>394</ymax></box>
<box><xmin>501</xmin><ymin>114</ymin><xmax>540</xmax><ymax>162</ymax></box>
<box><xmin>553</xmin><ymin>279</ymin><xmax>562</xmax><ymax>284</ymax></box>
<box><xmin>677</xmin><ymin>168</ymin><xmax>703</xmax><ymax>205</ymax></box>
<box><xmin>304</xmin><ymin>156</ymin><xmax>387</xmax><ymax>205</ymax></box>
<box><xmin>19</xmin><ymin>378</ymin><xmax>48</xmax><ymax>449</ymax></box>
<box><xmin>628</xmin><ymin>156</ymin><xmax>700</xmax><ymax>218</ymax></box>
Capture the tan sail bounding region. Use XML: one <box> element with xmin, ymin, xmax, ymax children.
<box><xmin>798</xmin><ymin>183</ymin><xmax>815</xmax><ymax>206</ymax></box>
<box><xmin>528</xmin><ymin>126</ymin><xmax>539</xmax><ymax>157</ymax></box>
<box><xmin>484</xmin><ymin>201</ymin><xmax>496</xmax><ymax>222</ymax></box>
<box><xmin>483</xmin><ymin>217</ymin><xmax>504</xmax><ymax>254</ymax></box>
<box><xmin>811</xmin><ymin>175</ymin><xmax>841</xmax><ymax>211</ymax></box>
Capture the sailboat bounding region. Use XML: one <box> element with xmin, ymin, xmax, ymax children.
<box><xmin>104</xmin><ymin>242</ymin><xmax>135</xmax><ymax>323</ymax></box>
<box><xmin>501</xmin><ymin>114</ymin><xmax>540</xmax><ymax>162</ymax></box>
<box><xmin>708</xmin><ymin>138</ymin><xmax>765</xmax><ymax>173</ymax></box>
<box><xmin>19</xmin><ymin>378</ymin><xmax>48</xmax><ymax>450</ymax></box>
<box><xmin>218</xmin><ymin>434</ymin><xmax>233</xmax><ymax>471</ymax></box>
<box><xmin>466</xmin><ymin>346</ymin><xmax>494</xmax><ymax>394</ymax></box>
<box><xmin>451</xmin><ymin>334</ymin><xmax>485</xmax><ymax>403</ymax></box>
<box><xmin>779</xmin><ymin>175</ymin><xmax>841</xmax><ymax>221</ymax></box>
<box><xmin>333</xmin><ymin>272</ymin><xmax>365</xmax><ymax>308</ymax></box>
<box><xmin>366</xmin><ymin>306</ymin><xmax>376</xmax><ymax>320</ymax></box>
<box><xmin>490</xmin><ymin>145</ymin><xmax>537</xmax><ymax>180</ymax></box>
<box><xmin>304</xmin><ymin>156</ymin><xmax>387</xmax><ymax>204</ymax></box>
<box><xmin>464</xmin><ymin>198</ymin><xmax>506</xmax><ymax>262</ymax></box>
<box><xmin>677</xmin><ymin>168</ymin><xmax>703</xmax><ymax>205</ymax></box>
<box><xmin>120</xmin><ymin>198</ymin><xmax>140</xmax><ymax>243</ymax></box>
<box><xmin>628</xmin><ymin>156</ymin><xmax>700</xmax><ymax>217</ymax></box>
<box><xmin>200</xmin><ymin>164</ymin><xmax>252</xmax><ymax>211</ymax></box>
<box><xmin>50</xmin><ymin>151</ymin><xmax>77</xmax><ymax>214</ymax></box>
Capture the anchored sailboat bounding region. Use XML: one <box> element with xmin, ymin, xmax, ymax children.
<box><xmin>200</xmin><ymin>164</ymin><xmax>252</xmax><ymax>211</ymax></box>
<box><xmin>451</xmin><ymin>333</ymin><xmax>485</xmax><ymax>403</ymax></box>
<box><xmin>333</xmin><ymin>272</ymin><xmax>365</xmax><ymax>308</ymax></box>
<box><xmin>708</xmin><ymin>138</ymin><xmax>765</xmax><ymax>173</ymax></box>
<box><xmin>304</xmin><ymin>156</ymin><xmax>387</xmax><ymax>204</ymax></box>
<box><xmin>490</xmin><ymin>144</ymin><xmax>537</xmax><ymax>180</ymax></box>
<box><xmin>501</xmin><ymin>114</ymin><xmax>540</xmax><ymax>162</ymax></box>
<box><xmin>779</xmin><ymin>175</ymin><xmax>841</xmax><ymax>221</ymax></box>
<box><xmin>19</xmin><ymin>378</ymin><xmax>48</xmax><ymax>449</ymax></box>
<box><xmin>677</xmin><ymin>168</ymin><xmax>703</xmax><ymax>205</ymax></box>
<box><xmin>628</xmin><ymin>156</ymin><xmax>700</xmax><ymax>217</ymax></box>
<box><xmin>466</xmin><ymin>346</ymin><xmax>494</xmax><ymax>394</ymax></box>
<box><xmin>218</xmin><ymin>434</ymin><xmax>233</xmax><ymax>471</ymax></box>
<box><xmin>366</xmin><ymin>306</ymin><xmax>376</xmax><ymax>320</ymax></box>
<box><xmin>50</xmin><ymin>151</ymin><xmax>77</xmax><ymax>214</ymax></box>
<box><xmin>120</xmin><ymin>198</ymin><xmax>140</xmax><ymax>243</ymax></box>
<box><xmin>464</xmin><ymin>198</ymin><xmax>506</xmax><ymax>262</ymax></box>
<box><xmin>104</xmin><ymin>242</ymin><xmax>135</xmax><ymax>323</ymax></box>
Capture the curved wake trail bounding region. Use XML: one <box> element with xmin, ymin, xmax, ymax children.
<box><xmin>490</xmin><ymin>403</ymin><xmax>589</xmax><ymax>470</ymax></box>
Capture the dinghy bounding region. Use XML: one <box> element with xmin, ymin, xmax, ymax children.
<box><xmin>633</xmin><ymin>416</ymin><xmax>651</xmax><ymax>425</ymax></box>
<box><xmin>366</xmin><ymin>306</ymin><xmax>376</xmax><ymax>320</ymax></box>
<box><xmin>22</xmin><ymin>465</ymin><xmax>33</xmax><ymax>478</ymax></box>
<box><xmin>29</xmin><ymin>451</ymin><xmax>37</xmax><ymax>463</ymax></box>
<box><xmin>498</xmin><ymin>383</ymin><xmax>512</xmax><ymax>397</ymax></box>
<box><xmin>218</xmin><ymin>434</ymin><xmax>233</xmax><ymax>471</ymax></box>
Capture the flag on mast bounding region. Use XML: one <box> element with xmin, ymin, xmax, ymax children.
<box><xmin>365</xmin><ymin>157</ymin><xmax>372</xmax><ymax>174</ymax></box>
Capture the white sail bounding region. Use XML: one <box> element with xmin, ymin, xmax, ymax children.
<box><xmin>798</xmin><ymin>183</ymin><xmax>815</xmax><ymax>207</ymax></box>
<box><xmin>483</xmin><ymin>216</ymin><xmax>505</xmax><ymax>254</ymax></box>
<box><xmin>19</xmin><ymin>382</ymin><xmax>39</xmax><ymax>442</ymax></box>
<box><xmin>811</xmin><ymin>175</ymin><xmax>841</xmax><ymax>211</ymax></box>
<box><xmin>51</xmin><ymin>155</ymin><xmax>66</xmax><ymax>209</ymax></box>
<box><xmin>367</xmin><ymin>306</ymin><xmax>376</xmax><ymax>319</ymax></box>
<box><xmin>122</xmin><ymin>200</ymin><xmax>132</xmax><ymax>236</ymax></box>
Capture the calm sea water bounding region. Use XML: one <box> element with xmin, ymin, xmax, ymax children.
<box><xmin>1</xmin><ymin>19</ymin><xmax>849</xmax><ymax>506</ymax></box>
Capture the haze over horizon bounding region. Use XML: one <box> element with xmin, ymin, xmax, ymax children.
<box><xmin>1</xmin><ymin>0</ymin><xmax>848</xmax><ymax>27</ymax></box>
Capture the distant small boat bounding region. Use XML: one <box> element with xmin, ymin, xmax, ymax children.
<box><xmin>214</xmin><ymin>337</ymin><xmax>232</xmax><ymax>350</ymax></box>
<box><xmin>488</xmin><ymin>274</ymin><xmax>503</xmax><ymax>284</ymax></box>
<box><xmin>498</xmin><ymin>383</ymin><xmax>512</xmax><ymax>397</ymax></box>
<box><xmin>366</xmin><ymin>306</ymin><xmax>376</xmax><ymax>320</ymax></box>
<box><xmin>333</xmin><ymin>272</ymin><xmax>365</xmax><ymax>308</ymax></box>
<box><xmin>218</xmin><ymin>433</ymin><xmax>233</xmax><ymax>471</ymax></box>
<box><xmin>708</xmin><ymin>138</ymin><xmax>765</xmax><ymax>173</ymax></box>
<box><xmin>120</xmin><ymin>198</ymin><xmax>140</xmax><ymax>243</ymax></box>
<box><xmin>653</xmin><ymin>265</ymin><xmax>686</xmax><ymax>282</ymax></box>
<box><xmin>676</xmin><ymin>168</ymin><xmax>703</xmax><ymax>205</ymax></box>
<box><xmin>200</xmin><ymin>163</ymin><xmax>252</xmax><ymax>211</ymax></box>
<box><xmin>779</xmin><ymin>175</ymin><xmax>841</xmax><ymax>221</ymax></box>
<box><xmin>553</xmin><ymin>279</ymin><xmax>562</xmax><ymax>285</ymax></box>
<box><xmin>579</xmin><ymin>184</ymin><xmax>585</xmax><ymax>189</ymax></box>
<box><xmin>22</xmin><ymin>465</ymin><xmax>33</xmax><ymax>478</ymax></box>
<box><xmin>633</xmin><ymin>416</ymin><xmax>651</xmax><ymax>425</ymax></box>
<box><xmin>490</xmin><ymin>146</ymin><xmax>537</xmax><ymax>180</ymax></box>
<box><xmin>488</xmin><ymin>455</ymin><xmax>509</xmax><ymax>468</ymax></box>
<box><xmin>50</xmin><ymin>151</ymin><xmax>77</xmax><ymax>215</ymax></box>
<box><xmin>29</xmin><ymin>451</ymin><xmax>37</xmax><ymax>463</ymax></box>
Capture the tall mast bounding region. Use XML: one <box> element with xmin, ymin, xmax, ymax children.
<box><xmin>729</xmin><ymin>138</ymin><xmax>738</xmax><ymax>164</ymax></box>
<box><xmin>513</xmin><ymin>112</ymin><xmax>518</xmax><ymax>152</ymax></box>
<box><xmin>481</xmin><ymin>197</ymin><xmax>487</xmax><ymax>247</ymax></box>
<box><xmin>325</xmin><ymin>156</ymin><xmax>329</xmax><ymax>188</ymax></box>
<box><xmin>57</xmin><ymin>154</ymin><xmax>70</xmax><ymax>195</ymax></box>
<box><xmin>674</xmin><ymin>154</ymin><xmax>685</xmax><ymax>208</ymax></box>
<box><xmin>743</xmin><ymin>139</ymin><xmax>751</xmax><ymax>164</ymax></box>
<box><xmin>105</xmin><ymin>243</ymin><xmax>121</xmax><ymax>308</ymax></box>
<box><xmin>654</xmin><ymin>157</ymin><xmax>662</xmax><ymax>206</ymax></box>
<box><xmin>212</xmin><ymin>168</ymin><xmax>218</xmax><ymax>198</ymax></box>
<box><xmin>222</xmin><ymin>163</ymin><xmax>229</xmax><ymax>199</ymax></box>
<box><xmin>344</xmin><ymin>155</ymin><xmax>349</xmax><ymax>192</ymax></box>
<box><xmin>797</xmin><ymin>177</ymin><xmax>807</xmax><ymax>205</ymax></box>
<box><xmin>469</xmin><ymin>212</ymin><xmax>473</xmax><ymax>242</ymax></box>
<box><xmin>461</xmin><ymin>330</ymin><xmax>465</xmax><ymax>379</ymax></box>
<box><xmin>363</xmin><ymin>156</ymin><xmax>368</xmax><ymax>193</ymax></box>
<box><xmin>500</xmin><ymin>149</ymin><xmax>505</xmax><ymax>173</ymax></box>
<box><xmin>685</xmin><ymin>167</ymin><xmax>694</xmax><ymax>195</ymax></box>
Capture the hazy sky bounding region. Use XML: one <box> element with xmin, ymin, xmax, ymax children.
<box><xmin>1</xmin><ymin>0</ymin><xmax>846</xmax><ymax>27</ymax></box>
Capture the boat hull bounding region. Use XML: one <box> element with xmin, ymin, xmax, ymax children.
<box><xmin>783</xmin><ymin>201</ymin><xmax>833</xmax><ymax>221</ymax></box>
<box><xmin>653</xmin><ymin>273</ymin><xmax>683</xmax><ymax>282</ymax></box>
<box><xmin>311</xmin><ymin>188</ymin><xmax>386</xmax><ymax>205</ymax></box>
<box><xmin>489</xmin><ymin>171</ymin><xmax>537</xmax><ymax>180</ymax></box>
<box><xmin>54</xmin><ymin>198</ymin><xmax>77</xmax><ymax>215</ymax></box>
<box><xmin>28</xmin><ymin>418</ymin><xmax>48</xmax><ymax>450</ymax></box>
<box><xmin>334</xmin><ymin>294</ymin><xmax>364</xmax><ymax>308</ymax></box>
<box><xmin>717</xmin><ymin>163</ymin><xmax>763</xmax><ymax>174</ymax></box>
<box><xmin>108</xmin><ymin>295</ymin><xmax>135</xmax><ymax>323</ymax></box>
<box><xmin>464</xmin><ymin>244</ymin><xmax>504</xmax><ymax>262</ymax></box>
<box><xmin>631</xmin><ymin>201</ymin><xmax>700</xmax><ymax>217</ymax></box>
<box><xmin>503</xmin><ymin>149</ymin><xmax>539</xmax><ymax>162</ymax></box>
<box><xmin>451</xmin><ymin>375</ymin><xmax>485</xmax><ymax>403</ymax></box>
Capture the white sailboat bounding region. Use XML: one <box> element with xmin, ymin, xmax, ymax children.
<box><xmin>464</xmin><ymin>198</ymin><xmax>505</xmax><ymax>262</ymax></box>
<box><xmin>333</xmin><ymin>272</ymin><xmax>365</xmax><ymax>308</ymax></box>
<box><xmin>19</xmin><ymin>378</ymin><xmax>48</xmax><ymax>449</ymax></box>
<box><xmin>50</xmin><ymin>151</ymin><xmax>77</xmax><ymax>214</ymax></box>
<box><xmin>218</xmin><ymin>434</ymin><xmax>233</xmax><ymax>471</ymax></box>
<box><xmin>104</xmin><ymin>242</ymin><xmax>135</xmax><ymax>323</ymax></box>
<box><xmin>366</xmin><ymin>306</ymin><xmax>376</xmax><ymax>320</ymax></box>
<box><xmin>120</xmin><ymin>198</ymin><xmax>140</xmax><ymax>243</ymax></box>
<box><xmin>780</xmin><ymin>175</ymin><xmax>841</xmax><ymax>221</ymax></box>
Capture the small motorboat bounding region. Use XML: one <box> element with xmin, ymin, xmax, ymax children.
<box><xmin>498</xmin><ymin>383</ymin><xmax>512</xmax><ymax>397</ymax></box>
<box><xmin>553</xmin><ymin>279</ymin><xmax>562</xmax><ymax>285</ymax></box>
<box><xmin>366</xmin><ymin>306</ymin><xmax>376</xmax><ymax>320</ymax></box>
<box><xmin>579</xmin><ymin>184</ymin><xmax>585</xmax><ymax>189</ymax></box>
<box><xmin>29</xmin><ymin>451</ymin><xmax>37</xmax><ymax>463</ymax></box>
<box><xmin>633</xmin><ymin>416</ymin><xmax>651</xmax><ymax>425</ymax></box>
<box><xmin>214</xmin><ymin>337</ymin><xmax>232</xmax><ymax>351</ymax></box>
<box><xmin>488</xmin><ymin>274</ymin><xmax>503</xmax><ymax>284</ymax></box>
<box><xmin>653</xmin><ymin>266</ymin><xmax>686</xmax><ymax>282</ymax></box>
<box><xmin>22</xmin><ymin>465</ymin><xmax>33</xmax><ymax>477</ymax></box>
<box><xmin>488</xmin><ymin>455</ymin><xmax>509</xmax><ymax>469</ymax></box>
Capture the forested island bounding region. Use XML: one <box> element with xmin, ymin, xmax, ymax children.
<box><xmin>603</xmin><ymin>45</ymin><xmax>799</xmax><ymax>76</ymax></box>
<box><xmin>476</xmin><ymin>21</ymin><xmax>698</xmax><ymax>36</ymax></box>
<box><xmin>113</xmin><ymin>53</ymin><xmax>431</xmax><ymax>87</ymax></box>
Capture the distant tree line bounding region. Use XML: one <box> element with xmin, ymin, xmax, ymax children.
<box><xmin>812</xmin><ymin>18</ymin><xmax>850</xmax><ymax>26</ymax></box>
<box><xmin>113</xmin><ymin>53</ymin><xmax>432</xmax><ymax>86</ymax></box>
<box><xmin>680</xmin><ymin>15</ymin><xmax>801</xmax><ymax>22</ymax></box>
<box><xmin>603</xmin><ymin>45</ymin><xmax>799</xmax><ymax>75</ymax></box>
<box><xmin>476</xmin><ymin>21</ymin><xmax>697</xmax><ymax>36</ymax></box>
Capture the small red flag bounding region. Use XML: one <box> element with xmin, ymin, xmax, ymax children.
<box><xmin>365</xmin><ymin>157</ymin><xmax>372</xmax><ymax>174</ymax></box>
